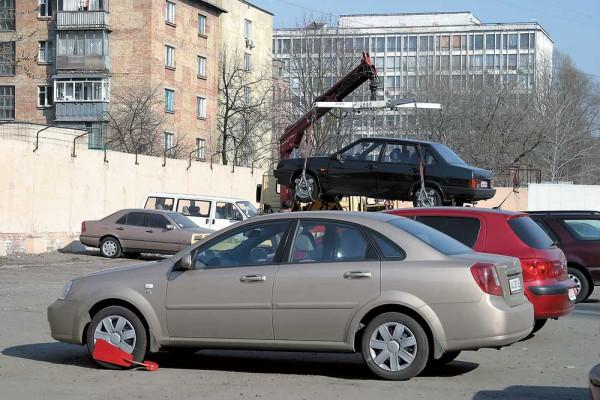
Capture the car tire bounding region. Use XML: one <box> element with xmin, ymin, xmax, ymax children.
<box><xmin>361</xmin><ymin>312</ymin><xmax>429</xmax><ymax>380</ymax></box>
<box><xmin>99</xmin><ymin>237</ymin><xmax>122</xmax><ymax>259</ymax></box>
<box><xmin>86</xmin><ymin>305</ymin><xmax>148</xmax><ymax>369</ymax></box>
<box><xmin>293</xmin><ymin>172</ymin><xmax>320</xmax><ymax>203</ymax></box>
<box><xmin>532</xmin><ymin>319</ymin><xmax>547</xmax><ymax>333</ymax></box>
<box><xmin>568</xmin><ymin>267</ymin><xmax>590</xmax><ymax>303</ymax></box>
<box><xmin>428</xmin><ymin>351</ymin><xmax>461</xmax><ymax>368</ymax></box>
<box><xmin>412</xmin><ymin>187</ymin><xmax>443</xmax><ymax>208</ymax></box>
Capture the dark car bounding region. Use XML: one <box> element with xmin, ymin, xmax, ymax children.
<box><xmin>527</xmin><ymin>210</ymin><xmax>600</xmax><ymax>302</ymax></box>
<box><xmin>274</xmin><ymin>138</ymin><xmax>496</xmax><ymax>206</ymax></box>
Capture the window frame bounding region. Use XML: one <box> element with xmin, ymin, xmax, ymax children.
<box><xmin>38</xmin><ymin>0</ymin><xmax>53</xmax><ymax>18</ymax></box>
<box><xmin>163</xmin><ymin>131</ymin><xmax>174</xmax><ymax>153</ymax></box>
<box><xmin>144</xmin><ymin>196</ymin><xmax>175</xmax><ymax>211</ymax></box>
<box><xmin>0</xmin><ymin>41</ymin><xmax>15</xmax><ymax>76</ymax></box>
<box><xmin>124</xmin><ymin>212</ymin><xmax>147</xmax><ymax>227</ymax></box>
<box><xmin>0</xmin><ymin>0</ymin><xmax>15</xmax><ymax>31</ymax></box>
<box><xmin>37</xmin><ymin>85</ymin><xmax>53</xmax><ymax>108</ymax></box>
<box><xmin>284</xmin><ymin>219</ymin><xmax>379</xmax><ymax>265</ymax></box>
<box><xmin>0</xmin><ymin>85</ymin><xmax>15</xmax><ymax>120</ymax></box>
<box><xmin>198</xmin><ymin>13</ymin><xmax>207</xmax><ymax>36</ymax></box>
<box><xmin>243</xmin><ymin>19</ymin><xmax>252</xmax><ymax>40</ymax></box>
<box><xmin>195</xmin><ymin>137</ymin><xmax>205</xmax><ymax>160</ymax></box>
<box><xmin>165</xmin><ymin>44</ymin><xmax>175</xmax><ymax>69</ymax></box>
<box><xmin>196</xmin><ymin>96</ymin><xmax>206</xmax><ymax>119</ymax></box>
<box><xmin>176</xmin><ymin>198</ymin><xmax>211</xmax><ymax>217</ymax></box>
<box><xmin>164</xmin><ymin>88</ymin><xmax>175</xmax><ymax>112</ymax></box>
<box><xmin>165</xmin><ymin>0</ymin><xmax>175</xmax><ymax>25</ymax></box>
<box><xmin>54</xmin><ymin>78</ymin><xmax>110</xmax><ymax>102</ymax></box>
<box><xmin>197</xmin><ymin>55</ymin><xmax>206</xmax><ymax>78</ymax></box>
<box><xmin>38</xmin><ymin>40</ymin><xmax>52</xmax><ymax>64</ymax></box>
<box><xmin>146</xmin><ymin>213</ymin><xmax>171</xmax><ymax>229</ymax></box>
<box><xmin>244</xmin><ymin>52</ymin><xmax>252</xmax><ymax>71</ymax></box>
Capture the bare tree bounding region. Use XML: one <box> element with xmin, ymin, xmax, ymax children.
<box><xmin>106</xmin><ymin>84</ymin><xmax>190</xmax><ymax>158</ymax></box>
<box><xmin>218</xmin><ymin>46</ymin><xmax>273</xmax><ymax>166</ymax></box>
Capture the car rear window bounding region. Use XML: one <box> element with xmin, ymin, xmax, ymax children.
<box><xmin>508</xmin><ymin>216</ymin><xmax>555</xmax><ymax>249</ymax></box>
<box><xmin>388</xmin><ymin>217</ymin><xmax>473</xmax><ymax>256</ymax></box>
<box><xmin>414</xmin><ymin>216</ymin><xmax>480</xmax><ymax>248</ymax></box>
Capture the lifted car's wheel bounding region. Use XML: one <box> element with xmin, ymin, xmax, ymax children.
<box><xmin>293</xmin><ymin>172</ymin><xmax>319</xmax><ymax>203</ymax></box>
<box><xmin>361</xmin><ymin>312</ymin><xmax>429</xmax><ymax>380</ymax></box>
<box><xmin>412</xmin><ymin>187</ymin><xmax>443</xmax><ymax>208</ymax></box>
<box><xmin>428</xmin><ymin>351</ymin><xmax>461</xmax><ymax>369</ymax></box>
<box><xmin>86</xmin><ymin>306</ymin><xmax>147</xmax><ymax>369</ymax></box>
<box><xmin>100</xmin><ymin>237</ymin><xmax>122</xmax><ymax>258</ymax></box>
<box><xmin>532</xmin><ymin>319</ymin><xmax>547</xmax><ymax>333</ymax></box>
<box><xmin>568</xmin><ymin>267</ymin><xmax>590</xmax><ymax>303</ymax></box>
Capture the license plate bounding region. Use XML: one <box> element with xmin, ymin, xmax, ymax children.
<box><xmin>509</xmin><ymin>277</ymin><xmax>522</xmax><ymax>294</ymax></box>
<box><xmin>480</xmin><ymin>181</ymin><xmax>489</xmax><ymax>188</ymax></box>
<box><xmin>568</xmin><ymin>288</ymin><xmax>577</xmax><ymax>302</ymax></box>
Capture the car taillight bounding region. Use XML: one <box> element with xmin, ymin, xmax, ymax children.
<box><xmin>81</xmin><ymin>221</ymin><xmax>86</xmax><ymax>234</ymax></box>
<box><xmin>468</xmin><ymin>179</ymin><xmax>481</xmax><ymax>188</ymax></box>
<box><xmin>520</xmin><ymin>258</ymin><xmax>567</xmax><ymax>282</ymax></box>
<box><xmin>470</xmin><ymin>263</ymin><xmax>503</xmax><ymax>296</ymax></box>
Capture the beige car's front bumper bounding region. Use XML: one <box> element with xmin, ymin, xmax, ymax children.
<box><xmin>47</xmin><ymin>299</ymin><xmax>90</xmax><ymax>345</ymax></box>
<box><xmin>433</xmin><ymin>296</ymin><xmax>534</xmax><ymax>352</ymax></box>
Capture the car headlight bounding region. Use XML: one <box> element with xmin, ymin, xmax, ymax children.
<box><xmin>58</xmin><ymin>281</ymin><xmax>73</xmax><ymax>300</ymax></box>
<box><xmin>191</xmin><ymin>233</ymin><xmax>209</xmax><ymax>244</ymax></box>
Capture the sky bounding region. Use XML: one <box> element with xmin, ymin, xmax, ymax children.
<box><xmin>252</xmin><ymin>0</ymin><xmax>600</xmax><ymax>79</ymax></box>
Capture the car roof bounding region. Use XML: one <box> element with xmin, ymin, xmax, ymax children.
<box><xmin>146</xmin><ymin>192</ymin><xmax>248</xmax><ymax>202</ymax></box>
<box><xmin>353</xmin><ymin>137</ymin><xmax>439</xmax><ymax>146</ymax></box>
<box><xmin>118</xmin><ymin>208</ymin><xmax>176</xmax><ymax>215</ymax></box>
<box><xmin>387</xmin><ymin>207</ymin><xmax>528</xmax><ymax>218</ymax></box>
<box><xmin>525</xmin><ymin>210</ymin><xmax>600</xmax><ymax>216</ymax></box>
<box><xmin>250</xmin><ymin>210</ymin><xmax>399</xmax><ymax>224</ymax></box>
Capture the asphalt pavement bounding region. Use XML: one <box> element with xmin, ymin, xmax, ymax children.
<box><xmin>0</xmin><ymin>252</ymin><xmax>598</xmax><ymax>400</ymax></box>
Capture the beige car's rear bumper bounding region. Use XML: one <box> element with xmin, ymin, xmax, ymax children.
<box><xmin>433</xmin><ymin>296</ymin><xmax>534</xmax><ymax>352</ymax></box>
<box><xmin>48</xmin><ymin>299</ymin><xmax>90</xmax><ymax>345</ymax></box>
<box><xmin>79</xmin><ymin>235</ymin><xmax>99</xmax><ymax>248</ymax></box>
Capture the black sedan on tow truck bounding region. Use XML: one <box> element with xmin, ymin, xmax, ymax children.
<box><xmin>274</xmin><ymin>137</ymin><xmax>496</xmax><ymax>206</ymax></box>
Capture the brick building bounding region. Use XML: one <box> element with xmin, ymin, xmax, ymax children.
<box><xmin>0</xmin><ymin>0</ymin><xmax>226</xmax><ymax>157</ymax></box>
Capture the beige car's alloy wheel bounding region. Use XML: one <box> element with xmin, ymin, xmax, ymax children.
<box><xmin>369</xmin><ymin>322</ymin><xmax>418</xmax><ymax>372</ymax></box>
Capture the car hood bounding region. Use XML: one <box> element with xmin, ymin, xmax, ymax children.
<box><xmin>184</xmin><ymin>227</ymin><xmax>214</xmax><ymax>234</ymax></box>
<box><xmin>76</xmin><ymin>260</ymin><xmax>163</xmax><ymax>281</ymax></box>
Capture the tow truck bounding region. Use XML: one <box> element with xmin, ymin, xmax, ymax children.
<box><xmin>257</xmin><ymin>53</ymin><xmax>442</xmax><ymax>212</ymax></box>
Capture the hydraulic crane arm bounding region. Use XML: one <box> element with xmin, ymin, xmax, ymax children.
<box><xmin>278</xmin><ymin>52</ymin><xmax>379</xmax><ymax>160</ymax></box>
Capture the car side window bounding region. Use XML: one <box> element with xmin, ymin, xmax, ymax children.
<box><xmin>382</xmin><ymin>143</ymin><xmax>419</xmax><ymax>164</ymax></box>
<box><xmin>126</xmin><ymin>212</ymin><xmax>146</xmax><ymax>227</ymax></box>
<box><xmin>531</xmin><ymin>218</ymin><xmax>559</xmax><ymax>243</ymax></box>
<box><xmin>194</xmin><ymin>221</ymin><xmax>289</xmax><ymax>269</ymax></box>
<box><xmin>562</xmin><ymin>219</ymin><xmax>600</xmax><ymax>241</ymax></box>
<box><xmin>415</xmin><ymin>216</ymin><xmax>481</xmax><ymax>248</ymax></box>
<box><xmin>144</xmin><ymin>196</ymin><xmax>174</xmax><ymax>211</ymax></box>
<box><xmin>147</xmin><ymin>214</ymin><xmax>170</xmax><ymax>229</ymax></box>
<box><xmin>367</xmin><ymin>230</ymin><xmax>406</xmax><ymax>259</ymax></box>
<box><xmin>290</xmin><ymin>221</ymin><xmax>376</xmax><ymax>263</ymax></box>
<box><xmin>116</xmin><ymin>214</ymin><xmax>127</xmax><ymax>224</ymax></box>
<box><xmin>215</xmin><ymin>202</ymin><xmax>242</xmax><ymax>220</ymax></box>
<box><xmin>340</xmin><ymin>141</ymin><xmax>382</xmax><ymax>162</ymax></box>
<box><xmin>177</xmin><ymin>199</ymin><xmax>211</xmax><ymax>217</ymax></box>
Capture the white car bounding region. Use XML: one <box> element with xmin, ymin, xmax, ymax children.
<box><xmin>142</xmin><ymin>192</ymin><xmax>258</xmax><ymax>230</ymax></box>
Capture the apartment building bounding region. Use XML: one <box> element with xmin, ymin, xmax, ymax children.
<box><xmin>273</xmin><ymin>12</ymin><xmax>553</xmax><ymax>134</ymax></box>
<box><xmin>0</xmin><ymin>0</ymin><xmax>225</xmax><ymax>157</ymax></box>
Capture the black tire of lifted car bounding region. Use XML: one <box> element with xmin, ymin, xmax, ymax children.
<box><xmin>99</xmin><ymin>236</ymin><xmax>122</xmax><ymax>259</ymax></box>
<box><xmin>361</xmin><ymin>312</ymin><xmax>429</xmax><ymax>380</ymax></box>
<box><xmin>86</xmin><ymin>305</ymin><xmax>148</xmax><ymax>370</ymax></box>
<box><xmin>293</xmin><ymin>172</ymin><xmax>320</xmax><ymax>203</ymax></box>
<box><xmin>412</xmin><ymin>187</ymin><xmax>443</xmax><ymax>207</ymax></box>
<box><xmin>532</xmin><ymin>318</ymin><xmax>547</xmax><ymax>333</ymax></box>
<box><xmin>569</xmin><ymin>267</ymin><xmax>590</xmax><ymax>303</ymax></box>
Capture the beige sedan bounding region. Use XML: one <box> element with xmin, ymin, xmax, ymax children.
<box><xmin>80</xmin><ymin>209</ymin><xmax>213</xmax><ymax>258</ymax></box>
<box><xmin>50</xmin><ymin>212</ymin><xmax>533</xmax><ymax>380</ymax></box>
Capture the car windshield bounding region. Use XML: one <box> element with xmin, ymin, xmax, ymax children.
<box><xmin>431</xmin><ymin>143</ymin><xmax>467</xmax><ymax>165</ymax></box>
<box><xmin>236</xmin><ymin>201</ymin><xmax>258</xmax><ymax>218</ymax></box>
<box><xmin>388</xmin><ymin>217</ymin><xmax>473</xmax><ymax>256</ymax></box>
<box><xmin>168</xmin><ymin>213</ymin><xmax>198</xmax><ymax>229</ymax></box>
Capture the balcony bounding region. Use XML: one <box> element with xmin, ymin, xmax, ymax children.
<box><xmin>56</xmin><ymin>55</ymin><xmax>110</xmax><ymax>72</ymax></box>
<box><xmin>56</xmin><ymin>11</ymin><xmax>109</xmax><ymax>30</ymax></box>
<box><xmin>55</xmin><ymin>102</ymin><xmax>109</xmax><ymax>122</ymax></box>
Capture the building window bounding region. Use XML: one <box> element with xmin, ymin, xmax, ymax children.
<box><xmin>38</xmin><ymin>85</ymin><xmax>53</xmax><ymax>107</ymax></box>
<box><xmin>520</xmin><ymin>33</ymin><xmax>529</xmax><ymax>49</ymax></box>
<box><xmin>39</xmin><ymin>0</ymin><xmax>53</xmax><ymax>17</ymax></box>
<box><xmin>0</xmin><ymin>85</ymin><xmax>14</xmax><ymax>120</ymax></box>
<box><xmin>486</xmin><ymin>34</ymin><xmax>495</xmax><ymax>50</ymax></box>
<box><xmin>196</xmin><ymin>96</ymin><xmax>206</xmax><ymax>118</ymax></box>
<box><xmin>197</xmin><ymin>55</ymin><xmax>206</xmax><ymax>77</ymax></box>
<box><xmin>57</xmin><ymin>31</ymin><xmax>105</xmax><ymax>56</ymax></box>
<box><xmin>451</xmin><ymin>35</ymin><xmax>461</xmax><ymax>50</ymax></box>
<box><xmin>244</xmin><ymin>19</ymin><xmax>252</xmax><ymax>40</ymax></box>
<box><xmin>59</xmin><ymin>0</ymin><xmax>107</xmax><ymax>11</ymax></box>
<box><xmin>165</xmin><ymin>45</ymin><xmax>175</xmax><ymax>68</ymax></box>
<box><xmin>165</xmin><ymin>89</ymin><xmax>174</xmax><ymax>112</ymax></box>
<box><xmin>244</xmin><ymin>53</ymin><xmax>252</xmax><ymax>71</ymax></box>
<box><xmin>38</xmin><ymin>41</ymin><xmax>52</xmax><ymax>63</ymax></box>
<box><xmin>0</xmin><ymin>0</ymin><xmax>14</xmax><ymax>31</ymax></box>
<box><xmin>54</xmin><ymin>79</ymin><xmax>110</xmax><ymax>102</ymax></box>
<box><xmin>508</xmin><ymin>33</ymin><xmax>518</xmax><ymax>50</ymax></box>
<box><xmin>474</xmin><ymin>34</ymin><xmax>484</xmax><ymax>50</ymax></box>
<box><xmin>195</xmin><ymin>138</ymin><xmax>205</xmax><ymax>160</ymax></box>
<box><xmin>198</xmin><ymin>14</ymin><xmax>206</xmax><ymax>35</ymax></box>
<box><xmin>165</xmin><ymin>1</ymin><xmax>175</xmax><ymax>24</ymax></box>
<box><xmin>0</xmin><ymin>41</ymin><xmax>15</xmax><ymax>75</ymax></box>
<box><xmin>243</xmin><ymin>86</ymin><xmax>250</xmax><ymax>105</ymax></box>
<box><xmin>164</xmin><ymin>132</ymin><xmax>174</xmax><ymax>154</ymax></box>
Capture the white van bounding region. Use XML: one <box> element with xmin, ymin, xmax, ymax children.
<box><xmin>142</xmin><ymin>192</ymin><xmax>258</xmax><ymax>230</ymax></box>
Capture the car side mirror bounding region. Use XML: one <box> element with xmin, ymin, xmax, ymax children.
<box><xmin>330</xmin><ymin>153</ymin><xmax>341</xmax><ymax>161</ymax></box>
<box><xmin>177</xmin><ymin>253</ymin><xmax>193</xmax><ymax>270</ymax></box>
<box><xmin>166</xmin><ymin>224</ymin><xmax>175</xmax><ymax>230</ymax></box>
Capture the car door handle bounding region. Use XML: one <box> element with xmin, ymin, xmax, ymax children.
<box><xmin>240</xmin><ymin>274</ymin><xmax>266</xmax><ymax>283</ymax></box>
<box><xmin>115</xmin><ymin>227</ymin><xmax>124</xmax><ymax>231</ymax></box>
<box><xmin>343</xmin><ymin>271</ymin><xmax>372</xmax><ymax>279</ymax></box>
<box><xmin>364</xmin><ymin>164</ymin><xmax>378</xmax><ymax>170</ymax></box>
<box><xmin>145</xmin><ymin>229</ymin><xmax>153</xmax><ymax>233</ymax></box>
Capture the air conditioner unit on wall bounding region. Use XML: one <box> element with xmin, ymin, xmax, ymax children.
<box><xmin>245</xmin><ymin>38</ymin><xmax>255</xmax><ymax>49</ymax></box>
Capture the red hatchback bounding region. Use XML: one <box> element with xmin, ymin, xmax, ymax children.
<box><xmin>386</xmin><ymin>207</ymin><xmax>576</xmax><ymax>332</ymax></box>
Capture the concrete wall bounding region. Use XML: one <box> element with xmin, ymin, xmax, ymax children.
<box><xmin>0</xmin><ymin>125</ymin><xmax>264</xmax><ymax>256</ymax></box>
<box><xmin>528</xmin><ymin>183</ymin><xmax>600</xmax><ymax>211</ymax></box>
